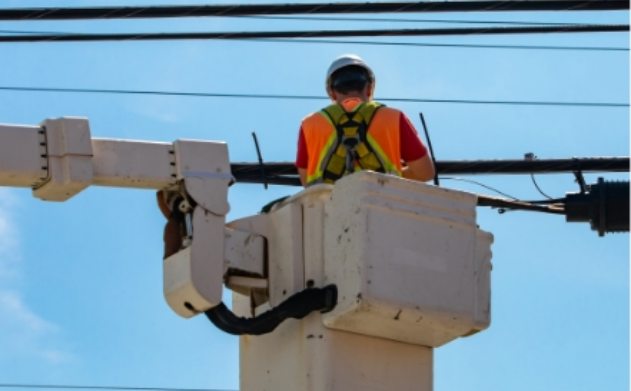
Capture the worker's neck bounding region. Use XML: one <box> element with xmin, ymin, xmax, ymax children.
<box><xmin>335</xmin><ymin>92</ymin><xmax>370</xmax><ymax>104</ymax></box>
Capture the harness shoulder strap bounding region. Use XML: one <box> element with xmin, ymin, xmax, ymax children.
<box><xmin>356</xmin><ymin>101</ymin><xmax>385</xmax><ymax>128</ymax></box>
<box><xmin>321</xmin><ymin>104</ymin><xmax>347</xmax><ymax>126</ymax></box>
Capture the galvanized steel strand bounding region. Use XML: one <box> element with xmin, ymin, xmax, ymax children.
<box><xmin>0</xmin><ymin>30</ymin><xmax>626</xmax><ymax>52</ymax></box>
<box><xmin>0</xmin><ymin>86</ymin><xmax>627</xmax><ymax>108</ymax></box>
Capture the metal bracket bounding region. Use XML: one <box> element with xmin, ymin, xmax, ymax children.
<box><xmin>31</xmin><ymin>126</ymin><xmax>50</xmax><ymax>188</ymax></box>
<box><xmin>252</xmin><ymin>132</ymin><xmax>268</xmax><ymax>189</ymax></box>
<box><xmin>419</xmin><ymin>113</ymin><xmax>439</xmax><ymax>186</ymax></box>
<box><xmin>572</xmin><ymin>158</ymin><xmax>588</xmax><ymax>194</ymax></box>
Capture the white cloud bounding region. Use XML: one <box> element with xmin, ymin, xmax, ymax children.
<box><xmin>0</xmin><ymin>291</ymin><xmax>53</xmax><ymax>334</ymax></box>
<box><xmin>0</xmin><ymin>289</ymin><xmax>72</xmax><ymax>364</ymax></box>
<box><xmin>0</xmin><ymin>290</ymin><xmax>71</xmax><ymax>366</ymax></box>
<box><xmin>0</xmin><ymin>190</ymin><xmax>72</xmax><ymax>366</ymax></box>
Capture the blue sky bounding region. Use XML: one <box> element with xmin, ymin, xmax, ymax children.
<box><xmin>0</xmin><ymin>1</ymin><xmax>628</xmax><ymax>390</ymax></box>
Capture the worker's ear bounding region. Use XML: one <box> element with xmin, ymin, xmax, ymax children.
<box><xmin>327</xmin><ymin>86</ymin><xmax>337</xmax><ymax>102</ymax></box>
<box><xmin>365</xmin><ymin>82</ymin><xmax>374</xmax><ymax>100</ymax></box>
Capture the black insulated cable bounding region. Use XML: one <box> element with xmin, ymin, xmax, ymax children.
<box><xmin>476</xmin><ymin>195</ymin><xmax>566</xmax><ymax>215</ymax></box>
<box><xmin>440</xmin><ymin>177</ymin><xmax>571</xmax><ymax>204</ymax></box>
<box><xmin>440</xmin><ymin>177</ymin><xmax>518</xmax><ymax>199</ymax></box>
<box><xmin>527</xmin><ymin>197</ymin><xmax>567</xmax><ymax>204</ymax></box>
<box><xmin>433</xmin><ymin>157</ymin><xmax>631</xmax><ymax>175</ymax></box>
<box><xmin>205</xmin><ymin>285</ymin><xmax>337</xmax><ymax>335</ymax></box>
<box><xmin>0</xmin><ymin>1</ymin><xmax>627</xmax><ymax>21</ymax></box>
<box><xmin>230</xmin><ymin>157</ymin><xmax>630</xmax><ymax>182</ymax></box>
<box><xmin>530</xmin><ymin>174</ymin><xmax>555</xmax><ymax>199</ymax></box>
<box><xmin>0</xmin><ymin>24</ymin><xmax>627</xmax><ymax>43</ymax></box>
<box><xmin>209</xmin><ymin>15</ymin><xmax>620</xmax><ymax>26</ymax></box>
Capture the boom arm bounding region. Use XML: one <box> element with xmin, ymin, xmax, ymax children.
<box><xmin>1</xmin><ymin>117</ymin><xmax>206</xmax><ymax>196</ymax></box>
<box><xmin>0</xmin><ymin>117</ymin><xmax>265</xmax><ymax>316</ymax></box>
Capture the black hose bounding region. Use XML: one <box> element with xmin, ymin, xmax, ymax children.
<box><xmin>205</xmin><ymin>285</ymin><xmax>337</xmax><ymax>336</ymax></box>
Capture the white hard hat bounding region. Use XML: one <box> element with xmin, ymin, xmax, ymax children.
<box><xmin>325</xmin><ymin>54</ymin><xmax>375</xmax><ymax>89</ymax></box>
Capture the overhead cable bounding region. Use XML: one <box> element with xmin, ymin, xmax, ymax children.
<box><xmin>0</xmin><ymin>385</ymin><xmax>234</xmax><ymax>391</ymax></box>
<box><xmin>213</xmin><ymin>15</ymin><xmax>613</xmax><ymax>26</ymax></box>
<box><xmin>0</xmin><ymin>86</ymin><xmax>628</xmax><ymax>108</ymax></box>
<box><xmin>476</xmin><ymin>195</ymin><xmax>566</xmax><ymax>215</ymax></box>
<box><xmin>440</xmin><ymin>177</ymin><xmax>519</xmax><ymax>199</ymax></box>
<box><xmin>441</xmin><ymin>177</ymin><xmax>566</xmax><ymax>204</ymax></box>
<box><xmin>0</xmin><ymin>24</ymin><xmax>627</xmax><ymax>43</ymax></box>
<box><xmin>386</xmin><ymin>157</ymin><xmax>631</xmax><ymax>175</ymax></box>
<box><xmin>0</xmin><ymin>14</ymin><xmax>612</xmax><ymax>27</ymax></box>
<box><xmin>530</xmin><ymin>174</ymin><xmax>555</xmax><ymax>199</ymax></box>
<box><xmin>0</xmin><ymin>10</ymin><xmax>621</xmax><ymax>27</ymax></box>
<box><xmin>0</xmin><ymin>30</ymin><xmax>626</xmax><ymax>52</ymax></box>
<box><xmin>258</xmin><ymin>37</ymin><xmax>629</xmax><ymax>52</ymax></box>
<box><xmin>0</xmin><ymin>1</ymin><xmax>627</xmax><ymax>21</ymax></box>
<box><xmin>230</xmin><ymin>158</ymin><xmax>630</xmax><ymax>186</ymax></box>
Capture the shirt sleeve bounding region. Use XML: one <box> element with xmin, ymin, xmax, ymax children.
<box><xmin>399</xmin><ymin>113</ymin><xmax>428</xmax><ymax>162</ymax></box>
<box><xmin>295</xmin><ymin>126</ymin><xmax>309</xmax><ymax>169</ymax></box>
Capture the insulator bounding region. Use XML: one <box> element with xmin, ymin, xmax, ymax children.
<box><xmin>565</xmin><ymin>178</ymin><xmax>629</xmax><ymax>237</ymax></box>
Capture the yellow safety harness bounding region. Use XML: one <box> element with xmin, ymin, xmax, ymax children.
<box><xmin>315</xmin><ymin>101</ymin><xmax>388</xmax><ymax>184</ymax></box>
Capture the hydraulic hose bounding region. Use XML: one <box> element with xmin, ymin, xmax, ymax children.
<box><xmin>205</xmin><ymin>285</ymin><xmax>338</xmax><ymax>336</ymax></box>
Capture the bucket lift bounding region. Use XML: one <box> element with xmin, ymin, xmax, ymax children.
<box><xmin>0</xmin><ymin>117</ymin><xmax>493</xmax><ymax>391</ymax></box>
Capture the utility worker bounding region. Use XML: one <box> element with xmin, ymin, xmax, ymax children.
<box><xmin>296</xmin><ymin>54</ymin><xmax>435</xmax><ymax>187</ymax></box>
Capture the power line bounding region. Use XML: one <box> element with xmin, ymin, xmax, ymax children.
<box><xmin>0</xmin><ymin>8</ymin><xmax>621</xmax><ymax>28</ymax></box>
<box><xmin>0</xmin><ymin>30</ymin><xmax>626</xmax><ymax>52</ymax></box>
<box><xmin>255</xmin><ymin>37</ymin><xmax>629</xmax><ymax>52</ymax></box>
<box><xmin>0</xmin><ymin>384</ymin><xmax>234</xmax><ymax>391</ymax></box>
<box><xmin>172</xmin><ymin>14</ymin><xmax>614</xmax><ymax>27</ymax></box>
<box><xmin>0</xmin><ymin>1</ymin><xmax>627</xmax><ymax>21</ymax></box>
<box><xmin>231</xmin><ymin>157</ymin><xmax>630</xmax><ymax>187</ymax></box>
<box><xmin>434</xmin><ymin>157</ymin><xmax>630</xmax><ymax>174</ymax></box>
<box><xmin>0</xmin><ymin>14</ymin><xmax>613</xmax><ymax>27</ymax></box>
<box><xmin>0</xmin><ymin>29</ymin><xmax>76</xmax><ymax>34</ymax></box>
<box><xmin>476</xmin><ymin>195</ymin><xmax>566</xmax><ymax>215</ymax></box>
<box><xmin>0</xmin><ymin>86</ymin><xmax>628</xmax><ymax>108</ymax></box>
<box><xmin>438</xmin><ymin>177</ymin><xmax>568</xmax><ymax>204</ymax></box>
<box><xmin>0</xmin><ymin>25</ymin><xmax>627</xmax><ymax>43</ymax></box>
<box><xmin>440</xmin><ymin>177</ymin><xmax>519</xmax><ymax>199</ymax></box>
<box><xmin>530</xmin><ymin>174</ymin><xmax>555</xmax><ymax>199</ymax></box>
